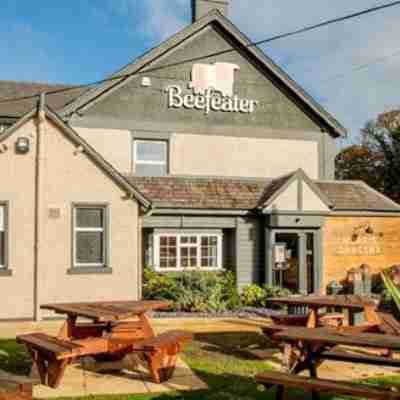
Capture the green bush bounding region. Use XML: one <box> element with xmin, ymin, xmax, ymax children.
<box><xmin>240</xmin><ymin>285</ymin><xmax>266</xmax><ymax>308</ymax></box>
<box><xmin>143</xmin><ymin>267</ymin><xmax>239</xmax><ymax>313</ymax></box>
<box><xmin>240</xmin><ymin>284</ymin><xmax>292</xmax><ymax>308</ymax></box>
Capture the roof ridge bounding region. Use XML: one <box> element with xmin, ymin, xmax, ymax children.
<box><xmin>0</xmin><ymin>80</ymin><xmax>74</xmax><ymax>87</ymax></box>
<box><xmin>125</xmin><ymin>174</ymin><xmax>271</xmax><ymax>182</ymax></box>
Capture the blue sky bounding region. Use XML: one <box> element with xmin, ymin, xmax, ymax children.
<box><xmin>1</xmin><ymin>0</ymin><xmax>400</xmax><ymax>144</ymax></box>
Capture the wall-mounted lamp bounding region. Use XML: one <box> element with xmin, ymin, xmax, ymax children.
<box><xmin>351</xmin><ymin>222</ymin><xmax>375</xmax><ymax>241</ymax></box>
<box><xmin>141</xmin><ymin>77</ymin><xmax>152</xmax><ymax>87</ymax></box>
<box><xmin>15</xmin><ymin>137</ymin><xmax>30</xmax><ymax>154</ymax></box>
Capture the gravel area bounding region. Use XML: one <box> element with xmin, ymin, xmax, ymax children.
<box><xmin>151</xmin><ymin>307</ymin><xmax>283</xmax><ymax>319</ymax></box>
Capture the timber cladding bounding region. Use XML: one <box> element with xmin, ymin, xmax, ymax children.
<box><xmin>323</xmin><ymin>216</ymin><xmax>400</xmax><ymax>287</ymax></box>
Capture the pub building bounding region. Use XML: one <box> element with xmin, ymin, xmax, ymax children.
<box><xmin>0</xmin><ymin>0</ymin><xmax>399</xmax><ymax>320</ymax></box>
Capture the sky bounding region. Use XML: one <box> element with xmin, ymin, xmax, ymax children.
<box><xmin>1</xmin><ymin>0</ymin><xmax>400</xmax><ymax>144</ymax></box>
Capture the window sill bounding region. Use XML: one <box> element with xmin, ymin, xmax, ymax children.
<box><xmin>154</xmin><ymin>267</ymin><xmax>223</xmax><ymax>273</ymax></box>
<box><xmin>0</xmin><ymin>269</ymin><xmax>12</xmax><ymax>277</ymax></box>
<box><xmin>67</xmin><ymin>267</ymin><xmax>113</xmax><ymax>275</ymax></box>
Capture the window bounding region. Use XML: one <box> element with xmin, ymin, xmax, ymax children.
<box><xmin>73</xmin><ymin>206</ymin><xmax>108</xmax><ymax>268</ymax></box>
<box><xmin>154</xmin><ymin>233</ymin><xmax>222</xmax><ymax>271</ymax></box>
<box><xmin>0</xmin><ymin>205</ymin><xmax>6</xmax><ymax>269</ymax></box>
<box><xmin>134</xmin><ymin>140</ymin><xmax>167</xmax><ymax>176</ymax></box>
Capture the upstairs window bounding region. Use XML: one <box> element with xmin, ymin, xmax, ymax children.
<box><xmin>134</xmin><ymin>140</ymin><xmax>167</xmax><ymax>176</ymax></box>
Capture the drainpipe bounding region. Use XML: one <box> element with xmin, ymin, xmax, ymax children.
<box><xmin>33</xmin><ymin>93</ymin><xmax>46</xmax><ymax>321</ymax></box>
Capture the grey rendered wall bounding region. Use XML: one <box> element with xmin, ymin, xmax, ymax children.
<box><xmin>235</xmin><ymin>217</ymin><xmax>264</xmax><ymax>290</ymax></box>
<box><xmin>70</xmin><ymin>24</ymin><xmax>337</xmax><ymax>178</ymax></box>
<box><xmin>74</xmin><ymin>26</ymin><xmax>322</xmax><ymax>132</ymax></box>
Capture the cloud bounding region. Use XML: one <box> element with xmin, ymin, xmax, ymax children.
<box><xmin>103</xmin><ymin>0</ymin><xmax>188</xmax><ymax>42</ymax></box>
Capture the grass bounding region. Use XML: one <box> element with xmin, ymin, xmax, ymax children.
<box><xmin>0</xmin><ymin>332</ymin><xmax>400</xmax><ymax>400</ymax></box>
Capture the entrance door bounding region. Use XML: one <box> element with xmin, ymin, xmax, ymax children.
<box><xmin>271</xmin><ymin>230</ymin><xmax>319</xmax><ymax>294</ymax></box>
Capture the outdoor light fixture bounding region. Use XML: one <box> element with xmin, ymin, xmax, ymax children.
<box><xmin>141</xmin><ymin>77</ymin><xmax>152</xmax><ymax>87</ymax></box>
<box><xmin>15</xmin><ymin>137</ymin><xmax>30</xmax><ymax>154</ymax></box>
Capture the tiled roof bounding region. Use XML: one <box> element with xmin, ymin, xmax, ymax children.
<box><xmin>258</xmin><ymin>172</ymin><xmax>296</xmax><ymax>207</ymax></box>
<box><xmin>316</xmin><ymin>181</ymin><xmax>400</xmax><ymax>212</ymax></box>
<box><xmin>0</xmin><ymin>81</ymin><xmax>88</xmax><ymax>119</ymax></box>
<box><xmin>125</xmin><ymin>175</ymin><xmax>400</xmax><ymax>212</ymax></box>
<box><xmin>125</xmin><ymin>176</ymin><xmax>271</xmax><ymax>209</ymax></box>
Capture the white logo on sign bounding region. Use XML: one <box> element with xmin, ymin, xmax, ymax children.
<box><xmin>189</xmin><ymin>62</ymin><xmax>240</xmax><ymax>97</ymax></box>
<box><xmin>164</xmin><ymin>62</ymin><xmax>258</xmax><ymax>115</ymax></box>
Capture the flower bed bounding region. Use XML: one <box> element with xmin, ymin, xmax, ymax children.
<box><xmin>143</xmin><ymin>267</ymin><xmax>291</xmax><ymax>314</ymax></box>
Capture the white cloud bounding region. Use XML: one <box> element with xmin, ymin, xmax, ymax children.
<box><xmin>104</xmin><ymin>0</ymin><xmax>188</xmax><ymax>42</ymax></box>
<box><xmin>141</xmin><ymin>0</ymin><xmax>188</xmax><ymax>41</ymax></box>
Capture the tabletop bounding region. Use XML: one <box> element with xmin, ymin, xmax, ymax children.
<box><xmin>41</xmin><ymin>300</ymin><xmax>172</xmax><ymax>322</ymax></box>
<box><xmin>274</xmin><ymin>327</ymin><xmax>400</xmax><ymax>350</ymax></box>
<box><xmin>268</xmin><ymin>295</ymin><xmax>376</xmax><ymax>310</ymax></box>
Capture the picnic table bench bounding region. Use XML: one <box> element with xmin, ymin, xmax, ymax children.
<box><xmin>0</xmin><ymin>371</ymin><xmax>37</xmax><ymax>400</ymax></box>
<box><xmin>257</xmin><ymin>326</ymin><xmax>400</xmax><ymax>400</ymax></box>
<box><xmin>267</xmin><ymin>295</ymin><xmax>379</xmax><ymax>328</ymax></box>
<box><xmin>17</xmin><ymin>300</ymin><xmax>192</xmax><ymax>388</ymax></box>
<box><xmin>256</xmin><ymin>370</ymin><xmax>400</xmax><ymax>400</ymax></box>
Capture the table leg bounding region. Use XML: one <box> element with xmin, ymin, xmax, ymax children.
<box><xmin>138</xmin><ymin>312</ymin><xmax>156</xmax><ymax>339</ymax></box>
<box><xmin>364</xmin><ymin>305</ymin><xmax>381</xmax><ymax>326</ymax></box>
<box><xmin>307</xmin><ymin>308</ymin><xmax>318</xmax><ymax>328</ymax></box>
<box><xmin>281</xmin><ymin>343</ymin><xmax>295</xmax><ymax>373</ymax></box>
<box><xmin>276</xmin><ymin>385</ymin><xmax>287</xmax><ymax>400</ymax></box>
<box><xmin>57</xmin><ymin>315</ymin><xmax>77</xmax><ymax>340</ymax></box>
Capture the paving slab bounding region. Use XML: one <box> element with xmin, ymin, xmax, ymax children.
<box><xmin>33</xmin><ymin>355</ymin><xmax>207</xmax><ymax>398</ymax></box>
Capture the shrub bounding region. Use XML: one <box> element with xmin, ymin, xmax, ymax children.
<box><xmin>143</xmin><ymin>267</ymin><xmax>239</xmax><ymax>313</ymax></box>
<box><xmin>240</xmin><ymin>284</ymin><xmax>292</xmax><ymax>308</ymax></box>
<box><xmin>240</xmin><ymin>285</ymin><xmax>266</xmax><ymax>308</ymax></box>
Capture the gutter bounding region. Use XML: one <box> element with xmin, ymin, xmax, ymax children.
<box><xmin>33</xmin><ymin>93</ymin><xmax>46</xmax><ymax>321</ymax></box>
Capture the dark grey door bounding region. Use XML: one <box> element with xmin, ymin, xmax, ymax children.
<box><xmin>270</xmin><ymin>230</ymin><xmax>320</xmax><ymax>294</ymax></box>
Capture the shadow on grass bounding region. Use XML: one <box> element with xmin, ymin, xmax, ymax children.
<box><xmin>192</xmin><ymin>331</ymin><xmax>275</xmax><ymax>360</ymax></box>
<box><xmin>0</xmin><ymin>336</ymin><xmax>398</xmax><ymax>400</ymax></box>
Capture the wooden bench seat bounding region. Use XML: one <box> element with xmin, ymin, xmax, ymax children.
<box><xmin>321</xmin><ymin>348</ymin><xmax>400</xmax><ymax>367</ymax></box>
<box><xmin>378</xmin><ymin>313</ymin><xmax>400</xmax><ymax>335</ymax></box>
<box><xmin>271</xmin><ymin>313</ymin><xmax>344</xmax><ymax>328</ymax></box>
<box><xmin>270</xmin><ymin>315</ymin><xmax>309</xmax><ymax>326</ymax></box>
<box><xmin>256</xmin><ymin>370</ymin><xmax>400</xmax><ymax>400</ymax></box>
<box><xmin>17</xmin><ymin>333</ymin><xmax>108</xmax><ymax>388</ymax></box>
<box><xmin>0</xmin><ymin>371</ymin><xmax>37</xmax><ymax>400</ymax></box>
<box><xmin>130</xmin><ymin>330</ymin><xmax>193</xmax><ymax>383</ymax></box>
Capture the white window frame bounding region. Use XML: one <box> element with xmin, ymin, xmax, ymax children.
<box><xmin>133</xmin><ymin>139</ymin><xmax>168</xmax><ymax>174</ymax></box>
<box><xmin>153</xmin><ymin>232</ymin><xmax>223</xmax><ymax>272</ymax></box>
<box><xmin>73</xmin><ymin>206</ymin><xmax>108</xmax><ymax>268</ymax></box>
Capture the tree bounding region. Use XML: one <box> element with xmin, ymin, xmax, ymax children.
<box><xmin>335</xmin><ymin>144</ymin><xmax>384</xmax><ymax>192</ymax></box>
<box><xmin>336</xmin><ymin>110</ymin><xmax>400</xmax><ymax>203</ymax></box>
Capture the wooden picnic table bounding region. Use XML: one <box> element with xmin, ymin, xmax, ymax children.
<box><xmin>41</xmin><ymin>300</ymin><xmax>172</xmax><ymax>342</ymax></box>
<box><xmin>269</xmin><ymin>295</ymin><xmax>380</xmax><ymax>328</ymax></box>
<box><xmin>18</xmin><ymin>300</ymin><xmax>190</xmax><ymax>388</ymax></box>
<box><xmin>273</xmin><ymin>327</ymin><xmax>400</xmax><ymax>375</ymax></box>
<box><xmin>257</xmin><ymin>319</ymin><xmax>400</xmax><ymax>400</ymax></box>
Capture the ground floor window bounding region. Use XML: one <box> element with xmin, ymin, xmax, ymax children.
<box><xmin>0</xmin><ymin>205</ymin><xmax>6</xmax><ymax>268</ymax></box>
<box><xmin>153</xmin><ymin>232</ymin><xmax>222</xmax><ymax>271</ymax></box>
<box><xmin>73</xmin><ymin>205</ymin><xmax>108</xmax><ymax>268</ymax></box>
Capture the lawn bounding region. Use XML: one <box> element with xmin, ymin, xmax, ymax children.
<box><xmin>0</xmin><ymin>332</ymin><xmax>399</xmax><ymax>400</ymax></box>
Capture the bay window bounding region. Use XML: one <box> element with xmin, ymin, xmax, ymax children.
<box><xmin>154</xmin><ymin>232</ymin><xmax>222</xmax><ymax>271</ymax></box>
